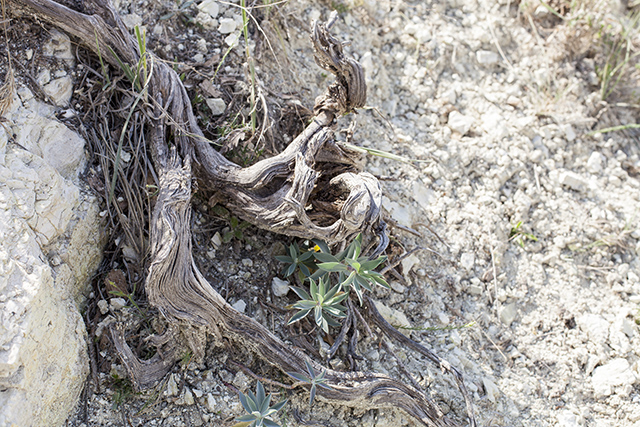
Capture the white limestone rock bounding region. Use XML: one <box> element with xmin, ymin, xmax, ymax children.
<box><xmin>558</xmin><ymin>170</ymin><xmax>587</xmax><ymax>192</ymax></box>
<box><xmin>42</xmin><ymin>29</ymin><xmax>74</xmax><ymax>62</ymax></box>
<box><xmin>198</xmin><ymin>0</ymin><xmax>219</xmax><ymax>18</ymax></box>
<box><xmin>218</xmin><ymin>17</ymin><xmax>237</xmax><ymax>34</ymax></box>
<box><xmin>225</xmin><ymin>32</ymin><xmax>239</xmax><ymax>47</ymax></box>
<box><xmin>591</xmin><ymin>358</ymin><xmax>636</xmax><ymax>398</ymax></box>
<box><xmin>121</xmin><ymin>13</ymin><xmax>143</xmax><ymax>30</ymax></box>
<box><xmin>9</xmin><ymin>93</ymin><xmax>86</xmax><ymax>180</ymax></box>
<box><xmin>500</xmin><ymin>303</ymin><xmax>518</xmax><ymax>327</ymax></box>
<box><xmin>562</xmin><ymin>124</ymin><xmax>576</xmax><ymax>142</ymax></box>
<box><xmin>578</xmin><ymin>313</ymin><xmax>610</xmax><ymax>344</ymax></box>
<box><xmin>271</xmin><ymin>277</ymin><xmax>290</xmax><ymax>297</ymax></box>
<box><xmin>448</xmin><ymin>111</ymin><xmax>473</xmax><ymax>135</ymax></box>
<box><xmin>0</xmin><ymin>86</ymin><xmax>104</xmax><ymax>427</ymax></box>
<box><xmin>373</xmin><ymin>301</ymin><xmax>412</xmax><ymax>332</ymax></box>
<box><xmin>206</xmin><ymin>393</ymin><xmax>217</xmax><ymax>412</ymax></box>
<box><xmin>195</xmin><ymin>12</ymin><xmax>218</xmax><ymax>30</ymax></box>
<box><xmin>206</xmin><ymin>98</ymin><xmax>226</xmax><ymax>115</ymax></box>
<box><xmin>476</xmin><ymin>50</ymin><xmax>499</xmax><ymax>65</ymax></box>
<box><xmin>460</xmin><ymin>252</ymin><xmax>475</xmax><ymax>272</ymax></box>
<box><xmin>586</xmin><ymin>152</ymin><xmax>604</xmax><ymax>174</ymax></box>
<box><xmin>482</xmin><ymin>377</ymin><xmax>500</xmax><ymax>402</ymax></box>
<box><xmin>232</xmin><ymin>299</ymin><xmax>247</xmax><ymax>313</ymax></box>
<box><xmin>43</xmin><ymin>76</ymin><xmax>74</xmax><ymax>107</ymax></box>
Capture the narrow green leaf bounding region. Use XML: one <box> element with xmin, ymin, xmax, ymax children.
<box><xmin>292</xmin><ymin>300</ymin><xmax>317</xmax><ymax>310</ymax></box>
<box><xmin>274</xmin><ymin>255</ymin><xmax>294</xmax><ymax>263</ymax></box>
<box><xmin>316</xmin><ymin>381</ymin><xmax>332</xmax><ymax>390</ymax></box>
<box><xmin>285</xmin><ymin>264</ymin><xmax>296</xmax><ymax>277</ymax></box>
<box><xmin>368</xmin><ymin>272</ymin><xmax>390</xmax><ymax>288</ymax></box>
<box><xmin>314</xmin><ymin>306</ymin><xmax>323</xmax><ymax>327</ymax></box>
<box><xmin>314</xmin><ymin>252</ymin><xmax>339</xmax><ymax>263</ymax></box>
<box><xmin>309</xmin><ymin>279</ymin><xmax>318</xmax><ymax>296</ymax></box>
<box><xmin>270</xmin><ymin>399</ymin><xmax>287</xmax><ymax>412</ymax></box>
<box><xmin>309</xmin><ymin>269</ymin><xmax>328</xmax><ymax>281</ymax></box>
<box><xmin>328</xmin><ymin>292</ymin><xmax>348</xmax><ymax>304</ymax></box>
<box><xmin>299</xmin><ymin>263</ymin><xmax>311</xmax><ymax>277</ymax></box>
<box><xmin>235</xmin><ymin>414</ymin><xmax>256</xmax><ymax>422</ymax></box>
<box><xmin>288</xmin><ymin>309</ymin><xmax>311</xmax><ymax>324</ymax></box>
<box><xmin>289</xmin><ymin>244</ymin><xmax>297</xmax><ymax>259</ymax></box>
<box><xmin>317</xmin><ymin>277</ymin><xmax>328</xmax><ymax>295</ymax></box>
<box><xmin>291</xmin><ymin>286</ymin><xmax>311</xmax><ymax>301</ymax></box>
<box><xmin>299</xmin><ymin>251</ymin><xmax>314</xmax><ymax>262</ymax></box>
<box><xmin>238</xmin><ymin>392</ymin><xmax>252</xmax><ymax>413</ymax></box>
<box><xmin>317</xmin><ymin>262</ymin><xmax>348</xmax><ymax>272</ymax></box>
<box><xmin>259</xmin><ymin>391</ymin><xmax>270</xmax><ymax>414</ymax></box>
<box><xmin>304</xmin><ymin>360</ymin><xmax>316</xmax><ymax>378</ymax></box>
<box><xmin>359</xmin><ymin>256</ymin><xmax>386</xmax><ymax>271</ymax></box>
<box><xmin>354</xmin><ymin>274</ymin><xmax>373</xmax><ymax>292</ymax></box>
<box><xmin>323</xmin><ymin>306</ymin><xmax>347</xmax><ymax>318</ymax></box>
<box><xmin>246</xmin><ymin>391</ymin><xmax>258</xmax><ymax>412</ymax></box>
<box><xmin>324</xmin><ymin>314</ymin><xmax>341</xmax><ymax>328</ymax></box>
<box><xmin>344</xmin><ymin>258</ymin><xmax>361</xmax><ymax>271</ymax></box>
<box><xmin>287</xmin><ymin>372</ymin><xmax>310</xmax><ymax>383</ymax></box>
<box><xmin>309</xmin><ymin>384</ymin><xmax>317</xmax><ymax>406</ymax></box>
<box><xmin>319</xmin><ymin>316</ymin><xmax>329</xmax><ymax>333</ymax></box>
<box><xmin>323</xmin><ymin>284</ymin><xmax>341</xmax><ymax>300</ymax></box>
<box><xmin>342</xmin><ymin>271</ymin><xmax>356</xmax><ymax>287</ymax></box>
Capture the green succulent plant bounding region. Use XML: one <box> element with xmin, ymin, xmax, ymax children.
<box><xmin>275</xmin><ymin>242</ymin><xmax>315</xmax><ymax>278</ymax></box>
<box><xmin>287</xmin><ymin>359</ymin><xmax>332</xmax><ymax>406</ymax></box>
<box><xmin>314</xmin><ymin>234</ymin><xmax>389</xmax><ymax>304</ymax></box>
<box><xmin>287</xmin><ymin>276</ymin><xmax>348</xmax><ymax>333</ymax></box>
<box><xmin>235</xmin><ymin>381</ymin><xmax>287</xmax><ymax>427</ymax></box>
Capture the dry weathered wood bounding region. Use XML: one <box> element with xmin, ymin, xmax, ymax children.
<box><xmin>109</xmin><ymin>323</ymin><xmax>182</xmax><ymax>390</ymax></box>
<box><xmin>9</xmin><ymin>1</ymin><xmax>475</xmax><ymax>426</ymax></box>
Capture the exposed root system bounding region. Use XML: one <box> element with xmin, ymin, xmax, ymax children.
<box><xmin>10</xmin><ymin>1</ymin><xmax>477</xmax><ymax>425</ymax></box>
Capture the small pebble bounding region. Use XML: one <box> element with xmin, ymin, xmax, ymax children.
<box><xmin>271</xmin><ymin>277</ymin><xmax>290</xmax><ymax>297</ymax></box>
<box><xmin>218</xmin><ymin>18</ymin><xmax>237</xmax><ymax>34</ymax></box>
<box><xmin>97</xmin><ymin>299</ymin><xmax>109</xmax><ymax>315</ymax></box>
<box><xmin>198</xmin><ymin>0</ymin><xmax>219</xmax><ymax>18</ymax></box>
<box><xmin>232</xmin><ymin>299</ymin><xmax>246</xmax><ymax>313</ymax></box>
<box><xmin>448</xmin><ymin>111</ymin><xmax>473</xmax><ymax>135</ymax></box>
<box><xmin>109</xmin><ymin>297</ymin><xmax>127</xmax><ymax>310</ymax></box>
<box><xmin>206</xmin><ymin>98</ymin><xmax>226</xmax><ymax>115</ymax></box>
<box><xmin>476</xmin><ymin>50</ymin><xmax>499</xmax><ymax>65</ymax></box>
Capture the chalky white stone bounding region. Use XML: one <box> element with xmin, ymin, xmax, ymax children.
<box><xmin>0</xmin><ymin>87</ymin><xmax>103</xmax><ymax>426</ymax></box>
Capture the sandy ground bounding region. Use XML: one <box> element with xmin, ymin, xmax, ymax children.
<box><xmin>54</xmin><ymin>0</ymin><xmax>640</xmax><ymax>426</ymax></box>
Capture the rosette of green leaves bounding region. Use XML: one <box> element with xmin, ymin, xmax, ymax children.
<box><xmin>287</xmin><ymin>277</ymin><xmax>347</xmax><ymax>333</ymax></box>
<box><xmin>236</xmin><ymin>381</ymin><xmax>287</xmax><ymax>427</ymax></box>
<box><xmin>287</xmin><ymin>360</ymin><xmax>332</xmax><ymax>406</ymax></box>
<box><xmin>314</xmin><ymin>234</ymin><xmax>389</xmax><ymax>304</ymax></box>
<box><xmin>275</xmin><ymin>242</ymin><xmax>315</xmax><ymax>280</ymax></box>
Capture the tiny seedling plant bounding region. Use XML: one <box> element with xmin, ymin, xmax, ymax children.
<box><xmin>509</xmin><ymin>221</ymin><xmax>538</xmax><ymax>248</ymax></box>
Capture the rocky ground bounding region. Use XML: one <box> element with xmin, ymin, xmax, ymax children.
<box><xmin>7</xmin><ymin>0</ymin><xmax>640</xmax><ymax>426</ymax></box>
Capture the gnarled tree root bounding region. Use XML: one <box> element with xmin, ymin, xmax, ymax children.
<box><xmin>9</xmin><ymin>1</ymin><xmax>477</xmax><ymax>426</ymax></box>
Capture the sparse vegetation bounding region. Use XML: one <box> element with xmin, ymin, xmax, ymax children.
<box><xmin>509</xmin><ymin>221</ymin><xmax>538</xmax><ymax>248</ymax></box>
<box><xmin>276</xmin><ymin>234</ymin><xmax>389</xmax><ymax>333</ymax></box>
<box><xmin>596</xmin><ymin>9</ymin><xmax>640</xmax><ymax>101</ymax></box>
<box><xmin>287</xmin><ymin>360</ymin><xmax>333</xmax><ymax>406</ymax></box>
